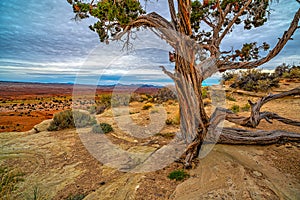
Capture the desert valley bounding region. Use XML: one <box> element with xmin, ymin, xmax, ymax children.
<box><xmin>0</xmin><ymin>78</ymin><xmax>299</xmax><ymax>200</ymax></box>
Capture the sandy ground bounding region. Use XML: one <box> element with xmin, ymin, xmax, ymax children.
<box><xmin>0</xmin><ymin>82</ymin><xmax>300</xmax><ymax>199</ymax></box>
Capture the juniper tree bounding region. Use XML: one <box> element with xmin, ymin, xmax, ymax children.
<box><xmin>67</xmin><ymin>0</ymin><xmax>300</xmax><ymax>166</ymax></box>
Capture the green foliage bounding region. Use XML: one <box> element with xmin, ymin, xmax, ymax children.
<box><xmin>231</xmin><ymin>104</ymin><xmax>240</xmax><ymax>113</ymax></box>
<box><xmin>226</xmin><ymin>95</ymin><xmax>236</xmax><ymax>101</ymax></box>
<box><xmin>168</xmin><ymin>170</ymin><xmax>189</xmax><ymax>181</ymax></box>
<box><xmin>275</xmin><ymin>64</ymin><xmax>300</xmax><ymax>79</ymax></box>
<box><xmin>74</xmin><ymin>111</ymin><xmax>97</xmax><ymax>128</ymax></box>
<box><xmin>241</xmin><ymin>103</ymin><xmax>250</xmax><ymax>112</ymax></box>
<box><xmin>232</xmin><ymin>42</ymin><xmax>270</xmax><ymax>61</ymax></box>
<box><xmin>165</xmin><ymin>118</ymin><xmax>174</xmax><ymax>125</ymax></box>
<box><xmin>0</xmin><ymin>167</ymin><xmax>24</xmax><ymax>199</ymax></box>
<box><xmin>202</xmin><ymin>87</ymin><xmax>209</xmax><ymax>99</ymax></box>
<box><xmin>142</xmin><ymin>103</ymin><xmax>153</xmax><ymax>110</ymax></box>
<box><xmin>222</xmin><ymin>69</ymin><xmax>279</xmax><ymax>92</ymax></box>
<box><xmin>68</xmin><ymin>0</ymin><xmax>145</xmax><ymax>42</ymax></box>
<box><xmin>48</xmin><ymin>110</ymin><xmax>96</xmax><ymax>131</ymax></box>
<box><xmin>99</xmin><ymin>94</ymin><xmax>112</xmax><ymax>108</ymax></box>
<box><xmin>67</xmin><ymin>0</ymin><xmax>278</xmax><ymax>67</ymax></box>
<box><xmin>88</xmin><ymin>105</ymin><xmax>96</xmax><ymax>114</ymax></box>
<box><xmin>190</xmin><ymin>0</ymin><xmax>270</xmax><ymax>59</ymax></box>
<box><xmin>92</xmin><ymin>123</ymin><xmax>113</xmax><ymax>134</ymax></box>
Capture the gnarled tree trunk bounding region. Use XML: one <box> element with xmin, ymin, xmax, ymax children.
<box><xmin>172</xmin><ymin>42</ymin><xmax>210</xmax><ymax>166</ymax></box>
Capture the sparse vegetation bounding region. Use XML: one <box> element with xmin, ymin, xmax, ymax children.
<box><xmin>165</xmin><ymin>118</ymin><xmax>174</xmax><ymax>125</ymax></box>
<box><xmin>0</xmin><ymin>167</ymin><xmax>24</xmax><ymax>199</ymax></box>
<box><xmin>142</xmin><ymin>103</ymin><xmax>153</xmax><ymax>110</ymax></box>
<box><xmin>241</xmin><ymin>103</ymin><xmax>251</xmax><ymax>112</ymax></box>
<box><xmin>92</xmin><ymin>123</ymin><xmax>113</xmax><ymax>134</ymax></box>
<box><xmin>47</xmin><ymin>110</ymin><xmax>96</xmax><ymax>131</ymax></box>
<box><xmin>202</xmin><ymin>87</ymin><xmax>209</xmax><ymax>99</ymax></box>
<box><xmin>275</xmin><ymin>64</ymin><xmax>300</xmax><ymax>79</ymax></box>
<box><xmin>226</xmin><ymin>95</ymin><xmax>236</xmax><ymax>101</ymax></box>
<box><xmin>168</xmin><ymin>170</ymin><xmax>189</xmax><ymax>181</ymax></box>
<box><xmin>154</xmin><ymin>87</ymin><xmax>177</xmax><ymax>103</ymax></box>
<box><xmin>222</xmin><ymin>64</ymin><xmax>300</xmax><ymax>92</ymax></box>
<box><xmin>165</xmin><ymin>112</ymin><xmax>180</xmax><ymax>126</ymax></box>
<box><xmin>222</xmin><ymin>69</ymin><xmax>279</xmax><ymax>92</ymax></box>
<box><xmin>231</xmin><ymin>104</ymin><xmax>240</xmax><ymax>113</ymax></box>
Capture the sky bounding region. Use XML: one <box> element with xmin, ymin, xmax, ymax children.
<box><xmin>0</xmin><ymin>0</ymin><xmax>299</xmax><ymax>86</ymax></box>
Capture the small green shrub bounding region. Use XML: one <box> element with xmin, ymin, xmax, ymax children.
<box><xmin>92</xmin><ymin>123</ymin><xmax>113</xmax><ymax>134</ymax></box>
<box><xmin>142</xmin><ymin>103</ymin><xmax>153</xmax><ymax>110</ymax></box>
<box><xmin>241</xmin><ymin>103</ymin><xmax>251</xmax><ymax>112</ymax></box>
<box><xmin>168</xmin><ymin>170</ymin><xmax>189</xmax><ymax>181</ymax></box>
<box><xmin>48</xmin><ymin>110</ymin><xmax>96</xmax><ymax>131</ymax></box>
<box><xmin>165</xmin><ymin>118</ymin><xmax>174</xmax><ymax>125</ymax></box>
<box><xmin>231</xmin><ymin>104</ymin><xmax>240</xmax><ymax>113</ymax></box>
<box><xmin>202</xmin><ymin>87</ymin><xmax>209</xmax><ymax>99</ymax></box>
<box><xmin>226</xmin><ymin>95</ymin><xmax>236</xmax><ymax>101</ymax></box>
<box><xmin>88</xmin><ymin>105</ymin><xmax>96</xmax><ymax>114</ymax></box>
<box><xmin>222</xmin><ymin>69</ymin><xmax>279</xmax><ymax>92</ymax></box>
<box><xmin>256</xmin><ymin>79</ymin><xmax>273</xmax><ymax>92</ymax></box>
<box><xmin>99</xmin><ymin>94</ymin><xmax>112</xmax><ymax>108</ymax></box>
<box><xmin>275</xmin><ymin>64</ymin><xmax>300</xmax><ymax>79</ymax></box>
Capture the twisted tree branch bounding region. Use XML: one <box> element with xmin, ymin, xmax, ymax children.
<box><xmin>168</xmin><ymin>0</ymin><xmax>178</xmax><ymax>30</ymax></box>
<box><xmin>217</xmin><ymin>0</ymin><xmax>252</xmax><ymax>46</ymax></box>
<box><xmin>210</xmin><ymin>87</ymin><xmax>300</xmax><ymax>128</ymax></box>
<box><xmin>217</xmin><ymin>8</ymin><xmax>300</xmax><ymax>72</ymax></box>
<box><xmin>114</xmin><ymin>12</ymin><xmax>178</xmax><ymax>48</ymax></box>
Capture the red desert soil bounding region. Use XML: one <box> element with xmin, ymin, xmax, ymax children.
<box><xmin>0</xmin><ymin>81</ymin><xmax>159</xmax><ymax>132</ymax></box>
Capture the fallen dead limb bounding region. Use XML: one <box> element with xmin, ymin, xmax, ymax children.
<box><xmin>217</xmin><ymin>127</ymin><xmax>300</xmax><ymax>145</ymax></box>
<box><xmin>223</xmin><ymin>87</ymin><xmax>300</xmax><ymax>128</ymax></box>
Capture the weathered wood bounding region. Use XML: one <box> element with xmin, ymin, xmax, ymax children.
<box><xmin>216</xmin><ymin>127</ymin><xmax>300</xmax><ymax>145</ymax></box>
<box><xmin>223</xmin><ymin>87</ymin><xmax>300</xmax><ymax>128</ymax></box>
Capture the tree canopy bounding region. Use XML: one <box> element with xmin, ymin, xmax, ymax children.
<box><xmin>67</xmin><ymin>0</ymin><xmax>299</xmax><ymax>72</ymax></box>
<box><xmin>67</xmin><ymin>0</ymin><xmax>300</xmax><ymax>167</ymax></box>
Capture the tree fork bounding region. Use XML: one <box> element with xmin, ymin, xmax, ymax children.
<box><xmin>224</xmin><ymin>87</ymin><xmax>300</xmax><ymax>128</ymax></box>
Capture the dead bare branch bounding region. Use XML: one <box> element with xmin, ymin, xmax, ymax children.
<box><xmin>217</xmin><ymin>127</ymin><xmax>300</xmax><ymax>144</ymax></box>
<box><xmin>210</xmin><ymin>87</ymin><xmax>300</xmax><ymax>128</ymax></box>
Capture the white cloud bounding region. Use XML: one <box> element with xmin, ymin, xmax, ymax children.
<box><xmin>0</xmin><ymin>0</ymin><xmax>299</xmax><ymax>85</ymax></box>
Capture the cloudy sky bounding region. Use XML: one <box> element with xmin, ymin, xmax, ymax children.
<box><xmin>0</xmin><ymin>0</ymin><xmax>299</xmax><ymax>86</ymax></box>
